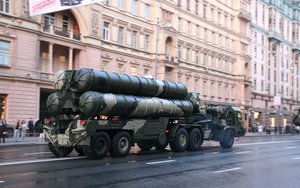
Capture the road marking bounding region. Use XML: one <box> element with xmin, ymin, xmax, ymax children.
<box><xmin>214</xmin><ymin>167</ymin><xmax>242</xmax><ymax>174</ymax></box>
<box><xmin>285</xmin><ymin>147</ymin><xmax>296</xmax><ymax>149</ymax></box>
<box><xmin>24</xmin><ymin>152</ymin><xmax>52</xmax><ymax>156</ymax></box>
<box><xmin>236</xmin><ymin>140</ymin><xmax>299</xmax><ymax>146</ymax></box>
<box><xmin>235</xmin><ymin>151</ymin><xmax>251</xmax><ymax>155</ymax></box>
<box><xmin>0</xmin><ymin>157</ymin><xmax>86</xmax><ymax>167</ymax></box>
<box><xmin>0</xmin><ymin>181</ymin><xmax>4</xmax><ymax>183</ymax></box>
<box><xmin>293</xmin><ymin>157</ymin><xmax>300</xmax><ymax>160</ymax></box>
<box><xmin>146</xmin><ymin>160</ymin><xmax>176</xmax><ymax>165</ymax></box>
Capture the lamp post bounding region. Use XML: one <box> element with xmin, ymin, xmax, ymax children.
<box><xmin>155</xmin><ymin>18</ymin><xmax>159</xmax><ymax>79</ymax></box>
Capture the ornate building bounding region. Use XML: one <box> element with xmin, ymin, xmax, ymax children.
<box><xmin>0</xmin><ymin>0</ymin><xmax>251</xmax><ymax>128</ymax></box>
<box><xmin>250</xmin><ymin>0</ymin><xmax>300</xmax><ymax>130</ymax></box>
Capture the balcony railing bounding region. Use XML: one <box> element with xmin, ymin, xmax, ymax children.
<box><xmin>238</xmin><ymin>9</ymin><xmax>251</xmax><ymax>22</ymax></box>
<box><xmin>41</xmin><ymin>24</ymin><xmax>81</xmax><ymax>41</ymax></box>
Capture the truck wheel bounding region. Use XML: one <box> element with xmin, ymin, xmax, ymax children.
<box><xmin>48</xmin><ymin>143</ymin><xmax>73</xmax><ymax>157</ymax></box>
<box><xmin>75</xmin><ymin>145</ymin><xmax>85</xmax><ymax>156</ymax></box>
<box><xmin>110</xmin><ymin>131</ymin><xmax>131</xmax><ymax>157</ymax></box>
<box><xmin>137</xmin><ymin>141</ymin><xmax>153</xmax><ymax>151</ymax></box>
<box><xmin>220</xmin><ymin>129</ymin><xmax>234</xmax><ymax>149</ymax></box>
<box><xmin>188</xmin><ymin>128</ymin><xmax>203</xmax><ymax>151</ymax></box>
<box><xmin>84</xmin><ymin>132</ymin><xmax>110</xmax><ymax>159</ymax></box>
<box><xmin>170</xmin><ymin>128</ymin><xmax>188</xmax><ymax>152</ymax></box>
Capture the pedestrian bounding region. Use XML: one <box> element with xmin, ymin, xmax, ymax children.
<box><xmin>0</xmin><ymin>119</ymin><xmax>7</xmax><ymax>143</ymax></box>
<box><xmin>13</xmin><ymin>119</ymin><xmax>21</xmax><ymax>142</ymax></box>
<box><xmin>274</xmin><ymin>125</ymin><xmax>278</xmax><ymax>134</ymax></box>
<box><xmin>28</xmin><ymin>118</ymin><xmax>34</xmax><ymax>137</ymax></box>
<box><xmin>20</xmin><ymin>120</ymin><xmax>28</xmax><ymax>141</ymax></box>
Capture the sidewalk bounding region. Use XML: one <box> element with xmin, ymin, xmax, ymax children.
<box><xmin>0</xmin><ymin>136</ymin><xmax>47</xmax><ymax>147</ymax></box>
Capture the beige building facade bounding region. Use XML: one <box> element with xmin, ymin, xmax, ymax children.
<box><xmin>0</xmin><ymin>0</ymin><xmax>251</xmax><ymax>128</ymax></box>
<box><xmin>250</xmin><ymin>0</ymin><xmax>300</xmax><ymax>131</ymax></box>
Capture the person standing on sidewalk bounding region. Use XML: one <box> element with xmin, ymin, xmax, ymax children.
<box><xmin>20</xmin><ymin>120</ymin><xmax>28</xmax><ymax>141</ymax></box>
<box><xmin>0</xmin><ymin>119</ymin><xmax>7</xmax><ymax>143</ymax></box>
<box><xmin>28</xmin><ymin>119</ymin><xmax>34</xmax><ymax>137</ymax></box>
<box><xmin>13</xmin><ymin>119</ymin><xmax>20</xmax><ymax>142</ymax></box>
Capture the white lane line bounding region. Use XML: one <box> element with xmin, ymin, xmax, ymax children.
<box><xmin>24</xmin><ymin>152</ymin><xmax>52</xmax><ymax>156</ymax></box>
<box><xmin>236</xmin><ymin>140</ymin><xmax>298</xmax><ymax>146</ymax></box>
<box><xmin>285</xmin><ymin>147</ymin><xmax>296</xmax><ymax>149</ymax></box>
<box><xmin>235</xmin><ymin>151</ymin><xmax>251</xmax><ymax>155</ymax></box>
<box><xmin>293</xmin><ymin>157</ymin><xmax>300</xmax><ymax>160</ymax></box>
<box><xmin>213</xmin><ymin>167</ymin><xmax>242</xmax><ymax>174</ymax></box>
<box><xmin>146</xmin><ymin>160</ymin><xmax>176</xmax><ymax>165</ymax></box>
<box><xmin>0</xmin><ymin>157</ymin><xmax>86</xmax><ymax>167</ymax></box>
<box><xmin>0</xmin><ymin>181</ymin><xmax>4</xmax><ymax>183</ymax></box>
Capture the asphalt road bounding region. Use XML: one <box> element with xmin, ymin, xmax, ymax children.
<box><xmin>1</xmin><ymin>135</ymin><xmax>300</xmax><ymax>188</ymax></box>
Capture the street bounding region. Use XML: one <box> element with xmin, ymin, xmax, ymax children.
<box><xmin>0</xmin><ymin>135</ymin><xmax>300</xmax><ymax>188</ymax></box>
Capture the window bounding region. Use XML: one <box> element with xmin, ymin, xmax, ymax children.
<box><xmin>261</xmin><ymin>65</ymin><xmax>264</xmax><ymax>76</ymax></box>
<box><xmin>178</xmin><ymin>17</ymin><xmax>181</xmax><ymax>31</ymax></box>
<box><xmin>103</xmin><ymin>22</ymin><xmax>110</xmax><ymax>41</ymax></box>
<box><xmin>144</xmin><ymin>34</ymin><xmax>149</xmax><ymax>52</ymax></box>
<box><xmin>132</xmin><ymin>31</ymin><xmax>137</xmax><ymax>48</ymax></box>
<box><xmin>177</xmin><ymin>0</ymin><xmax>181</xmax><ymax>6</ymax></box>
<box><xmin>145</xmin><ymin>4</ymin><xmax>150</xmax><ymax>20</ymax></box>
<box><xmin>195</xmin><ymin>0</ymin><xmax>199</xmax><ymax>14</ymax></box>
<box><xmin>254</xmin><ymin>63</ymin><xmax>257</xmax><ymax>74</ymax></box>
<box><xmin>132</xmin><ymin>0</ymin><xmax>137</xmax><ymax>15</ymax></box>
<box><xmin>186</xmin><ymin>48</ymin><xmax>190</xmax><ymax>61</ymax></box>
<box><xmin>118</xmin><ymin>0</ymin><xmax>123</xmax><ymax>10</ymax></box>
<box><xmin>254</xmin><ymin>78</ymin><xmax>257</xmax><ymax>90</ymax></box>
<box><xmin>195</xmin><ymin>50</ymin><xmax>199</xmax><ymax>64</ymax></box>
<box><xmin>44</xmin><ymin>13</ymin><xmax>55</xmax><ymax>32</ymax></box>
<box><xmin>177</xmin><ymin>45</ymin><xmax>181</xmax><ymax>60</ymax></box>
<box><xmin>117</xmin><ymin>63</ymin><xmax>124</xmax><ymax>73</ymax></box>
<box><xmin>203</xmin><ymin>4</ymin><xmax>207</xmax><ymax>18</ymax></box>
<box><xmin>102</xmin><ymin>60</ymin><xmax>109</xmax><ymax>71</ymax></box>
<box><xmin>187</xmin><ymin>21</ymin><xmax>190</xmax><ymax>35</ymax></box>
<box><xmin>186</xmin><ymin>0</ymin><xmax>190</xmax><ymax>10</ymax></box>
<box><xmin>118</xmin><ymin>27</ymin><xmax>124</xmax><ymax>45</ymax></box>
<box><xmin>0</xmin><ymin>0</ymin><xmax>9</xmax><ymax>13</ymax></box>
<box><xmin>144</xmin><ymin>68</ymin><xmax>149</xmax><ymax>75</ymax></box>
<box><xmin>131</xmin><ymin>66</ymin><xmax>137</xmax><ymax>76</ymax></box>
<box><xmin>0</xmin><ymin>40</ymin><xmax>9</xmax><ymax>66</ymax></box>
<box><xmin>261</xmin><ymin>81</ymin><xmax>264</xmax><ymax>92</ymax></box>
<box><xmin>62</xmin><ymin>15</ymin><xmax>69</xmax><ymax>34</ymax></box>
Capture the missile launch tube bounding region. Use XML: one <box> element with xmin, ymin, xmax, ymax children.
<box><xmin>69</xmin><ymin>68</ymin><xmax>188</xmax><ymax>99</ymax></box>
<box><xmin>78</xmin><ymin>91</ymin><xmax>195</xmax><ymax>118</ymax></box>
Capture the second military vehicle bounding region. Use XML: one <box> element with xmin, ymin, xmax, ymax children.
<box><xmin>36</xmin><ymin>68</ymin><xmax>246</xmax><ymax>159</ymax></box>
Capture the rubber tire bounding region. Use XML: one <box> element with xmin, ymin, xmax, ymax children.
<box><xmin>83</xmin><ymin>132</ymin><xmax>110</xmax><ymax>159</ymax></box>
<box><xmin>75</xmin><ymin>145</ymin><xmax>85</xmax><ymax>156</ymax></box>
<box><xmin>137</xmin><ymin>141</ymin><xmax>154</xmax><ymax>151</ymax></box>
<box><xmin>187</xmin><ymin>128</ymin><xmax>203</xmax><ymax>151</ymax></box>
<box><xmin>110</xmin><ymin>131</ymin><xmax>131</xmax><ymax>157</ymax></box>
<box><xmin>48</xmin><ymin>143</ymin><xmax>73</xmax><ymax>157</ymax></box>
<box><xmin>170</xmin><ymin>128</ymin><xmax>188</xmax><ymax>152</ymax></box>
<box><xmin>220</xmin><ymin>129</ymin><xmax>235</xmax><ymax>149</ymax></box>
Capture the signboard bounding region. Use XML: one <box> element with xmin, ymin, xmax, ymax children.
<box><xmin>29</xmin><ymin>0</ymin><xmax>106</xmax><ymax>16</ymax></box>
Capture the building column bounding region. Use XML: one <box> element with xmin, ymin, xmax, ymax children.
<box><xmin>68</xmin><ymin>48</ymin><xmax>73</xmax><ymax>70</ymax></box>
<box><xmin>48</xmin><ymin>43</ymin><xmax>53</xmax><ymax>74</ymax></box>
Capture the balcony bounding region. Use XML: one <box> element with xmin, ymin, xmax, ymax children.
<box><xmin>268</xmin><ymin>31</ymin><xmax>282</xmax><ymax>43</ymax></box>
<box><xmin>238</xmin><ymin>9</ymin><xmax>251</xmax><ymax>22</ymax></box>
<box><xmin>292</xmin><ymin>43</ymin><xmax>300</xmax><ymax>52</ymax></box>
<box><xmin>41</xmin><ymin>24</ymin><xmax>81</xmax><ymax>41</ymax></box>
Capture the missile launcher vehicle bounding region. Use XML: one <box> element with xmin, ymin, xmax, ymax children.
<box><xmin>36</xmin><ymin>68</ymin><xmax>246</xmax><ymax>159</ymax></box>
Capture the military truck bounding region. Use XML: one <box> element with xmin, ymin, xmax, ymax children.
<box><xmin>36</xmin><ymin>68</ymin><xmax>246</xmax><ymax>159</ymax></box>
